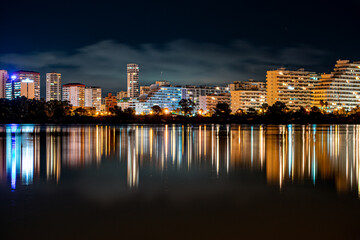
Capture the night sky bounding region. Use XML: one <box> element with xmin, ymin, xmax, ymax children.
<box><xmin>0</xmin><ymin>0</ymin><xmax>359</xmax><ymax>95</ymax></box>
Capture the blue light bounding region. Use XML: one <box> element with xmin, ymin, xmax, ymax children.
<box><xmin>11</xmin><ymin>75</ymin><xmax>16</xmax><ymax>81</ymax></box>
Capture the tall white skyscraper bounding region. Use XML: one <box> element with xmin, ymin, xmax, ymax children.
<box><xmin>0</xmin><ymin>70</ymin><xmax>9</xmax><ymax>99</ymax></box>
<box><xmin>62</xmin><ymin>83</ymin><xmax>85</xmax><ymax>107</ymax></box>
<box><xmin>85</xmin><ymin>86</ymin><xmax>102</xmax><ymax>111</ymax></box>
<box><xmin>127</xmin><ymin>63</ymin><xmax>139</xmax><ymax>98</ymax></box>
<box><xmin>46</xmin><ymin>72</ymin><xmax>62</xmax><ymax>101</ymax></box>
<box><xmin>13</xmin><ymin>71</ymin><xmax>41</xmax><ymax>100</ymax></box>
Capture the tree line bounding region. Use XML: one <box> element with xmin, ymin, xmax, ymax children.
<box><xmin>1</xmin><ymin>97</ymin><xmax>360</xmax><ymax>124</ymax></box>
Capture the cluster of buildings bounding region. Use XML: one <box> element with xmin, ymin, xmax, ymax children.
<box><xmin>1</xmin><ymin>59</ymin><xmax>360</xmax><ymax>115</ymax></box>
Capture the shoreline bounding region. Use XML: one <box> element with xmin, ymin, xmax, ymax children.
<box><xmin>1</xmin><ymin>115</ymin><xmax>360</xmax><ymax>125</ymax></box>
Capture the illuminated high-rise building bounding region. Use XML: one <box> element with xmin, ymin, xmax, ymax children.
<box><xmin>230</xmin><ymin>80</ymin><xmax>266</xmax><ymax>112</ymax></box>
<box><xmin>313</xmin><ymin>60</ymin><xmax>360</xmax><ymax>111</ymax></box>
<box><xmin>5</xmin><ymin>75</ymin><xmax>21</xmax><ymax>99</ymax></box>
<box><xmin>266</xmin><ymin>68</ymin><xmax>319</xmax><ymax>110</ymax></box>
<box><xmin>20</xmin><ymin>79</ymin><xmax>35</xmax><ymax>99</ymax></box>
<box><xmin>182</xmin><ymin>85</ymin><xmax>230</xmax><ymax>108</ymax></box>
<box><xmin>85</xmin><ymin>86</ymin><xmax>102</xmax><ymax>111</ymax></box>
<box><xmin>142</xmin><ymin>85</ymin><xmax>185</xmax><ymax>113</ymax></box>
<box><xmin>0</xmin><ymin>70</ymin><xmax>8</xmax><ymax>98</ymax></box>
<box><xmin>13</xmin><ymin>71</ymin><xmax>40</xmax><ymax>100</ymax></box>
<box><xmin>46</xmin><ymin>72</ymin><xmax>62</xmax><ymax>101</ymax></box>
<box><xmin>62</xmin><ymin>83</ymin><xmax>85</xmax><ymax>107</ymax></box>
<box><xmin>199</xmin><ymin>93</ymin><xmax>231</xmax><ymax>113</ymax></box>
<box><xmin>127</xmin><ymin>63</ymin><xmax>139</xmax><ymax>98</ymax></box>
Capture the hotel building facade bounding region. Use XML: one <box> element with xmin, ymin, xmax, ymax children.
<box><xmin>230</xmin><ymin>80</ymin><xmax>266</xmax><ymax>113</ymax></box>
<box><xmin>20</xmin><ymin>79</ymin><xmax>35</xmax><ymax>99</ymax></box>
<box><xmin>313</xmin><ymin>60</ymin><xmax>360</xmax><ymax>111</ymax></box>
<box><xmin>266</xmin><ymin>68</ymin><xmax>319</xmax><ymax>110</ymax></box>
<box><xmin>199</xmin><ymin>93</ymin><xmax>231</xmax><ymax>113</ymax></box>
<box><xmin>127</xmin><ymin>63</ymin><xmax>139</xmax><ymax>98</ymax></box>
<box><xmin>62</xmin><ymin>83</ymin><xmax>85</xmax><ymax>107</ymax></box>
<box><xmin>5</xmin><ymin>77</ymin><xmax>35</xmax><ymax>99</ymax></box>
<box><xmin>13</xmin><ymin>71</ymin><xmax>41</xmax><ymax>100</ymax></box>
<box><xmin>182</xmin><ymin>85</ymin><xmax>230</xmax><ymax>107</ymax></box>
<box><xmin>85</xmin><ymin>86</ymin><xmax>102</xmax><ymax>111</ymax></box>
<box><xmin>46</xmin><ymin>72</ymin><xmax>62</xmax><ymax>101</ymax></box>
<box><xmin>5</xmin><ymin>78</ymin><xmax>21</xmax><ymax>99</ymax></box>
<box><xmin>142</xmin><ymin>85</ymin><xmax>185</xmax><ymax>113</ymax></box>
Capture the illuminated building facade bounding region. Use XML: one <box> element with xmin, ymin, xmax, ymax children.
<box><xmin>117</xmin><ymin>98</ymin><xmax>130</xmax><ymax>110</ymax></box>
<box><xmin>13</xmin><ymin>71</ymin><xmax>41</xmax><ymax>100</ymax></box>
<box><xmin>182</xmin><ymin>85</ymin><xmax>230</xmax><ymax>107</ymax></box>
<box><xmin>5</xmin><ymin>76</ymin><xmax>21</xmax><ymax>99</ymax></box>
<box><xmin>141</xmin><ymin>85</ymin><xmax>185</xmax><ymax>113</ymax></box>
<box><xmin>105</xmin><ymin>93</ymin><xmax>117</xmax><ymax>112</ymax></box>
<box><xmin>313</xmin><ymin>60</ymin><xmax>360</xmax><ymax>111</ymax></box>
<box><xmin>0</xmin><ymin>70</ymin><xmax>8</xmax><ymax>99</ymax></box>
<box><xmin>228</xmin><ymin>80</ymin><xmax>266</xmax><ymax>91</ymax></box>
<box><xmin>62</xmin><ymin>83</ymin><xmax>85</xmax><ymax>107</ymax></box>
<box><xmin>266</xmin><ymin>68</ymin><xmax>318</xmax><ymax>110</ymax></box>
<box><xmin>20</xmin><ymin>79</ymin><xmax>35</xmax><ymax>99</ymax></box>
<box><xmin>116</xmin><ymin>90</ymin><xmax>127</xmax><ymax>100</ymax></box>
<box><xmin>230</xmin><ymin>80</ymin><xmax>266</xmax><ymax>112</ymax></box>
<box><xmin>127</xmin><ymin>63</ymin><xmax>139</xmax><ymax>98</ymax></box>
<box><xmin>199</xmin><ymin>93</ymin><xmax>231</xmax><ymax>113</ymax></box>
<box><xmin>46</xmin><ymin>72</ymin><xmax>62</xmax><ymax>101</ymax></box>
<box><xmin>155</xmin><ymin>80</ymin><xmax>170</xmax><ymax>86</ymax></box>
<box><xmin>85</xmin><ymin>86</ymin><xmax>102</xmax><ymax>111</ymax></box>
<box><xmin>139</xmin><ymin>86</ymin><xmax>150</xmax><ymax>95</ymax></box>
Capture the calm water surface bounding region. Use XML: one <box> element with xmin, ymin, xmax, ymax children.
<box><xmin>1</xmin><ymin>124</ymin><xmax>360</xmax><ymax>239</ymax></box>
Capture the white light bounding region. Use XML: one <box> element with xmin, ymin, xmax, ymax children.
<box><xmin>22</xmin><ymin>78</ymin><xmax>34</xmax><ymax>83</ymax></box>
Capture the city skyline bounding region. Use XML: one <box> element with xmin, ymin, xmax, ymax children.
<box><xmin>3</xmin><ymin>59</ymin><xmax>360</xmax><ymax>115</ymax></box>
<box><xmin>1</xmin><ymin>57</ymin><xmax>359</xmax><ymax>97</ymax></box>
<box><xmin>2</xmin><ymin>1</ymin><xmax>360</xmax><ymax>238</ymax></box>
<box><xmin>1</xmin><ymin>0</ymin><xmax>360</xmax><ymax>96</ymax></box>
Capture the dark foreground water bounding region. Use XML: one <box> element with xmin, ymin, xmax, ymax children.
<box><xmin>1</xmin><ymin>124</ymin><xmax>360</xmax><ymax>239</ymax></box>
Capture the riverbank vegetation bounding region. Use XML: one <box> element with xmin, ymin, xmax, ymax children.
<box><xmin>1</xmin><ymin>97</ymin><xmax>360</xmax><ymax>124</ymax></box>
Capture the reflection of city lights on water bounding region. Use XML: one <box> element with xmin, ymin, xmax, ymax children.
<box><xmin>0</xmin><ymin>124</ymin><xmax>359</xmax><ymax>196</ymax></box>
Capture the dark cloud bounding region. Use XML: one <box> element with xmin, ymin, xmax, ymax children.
<box><xmin>0</xmin><ymin>39</ymin><xmax>329</xmax><ymax>95</ymax></box>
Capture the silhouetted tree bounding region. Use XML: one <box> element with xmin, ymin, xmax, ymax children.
<box><xmin>179</xmin><ymin>99</ymin><xmax>196</xmax><ymax>116</ymax></box>
<box><xmin>74</xmin><ymin>107</ymin><xmax>87</xmax><ymax>117</ymax></box>
<box><xmin>260</xmin><ymin>103</ymin><xmax>269</xmax><ymax>113</ymax></box>
<box><xmin>214</xmin><ymin>102</ymin><xmax>231</xmax><ymax>117</ymax></box>
<box><xmin>296</xmin><ymin>106</ymin><xmax>308</xmax><ymax>115</ymax></box>
<box><xmin>151</xmin><ymin>105</ymin><xmax>162</xmax><ymax>115</ymax></box>
<box><xmin>46</xmin><ymin>100</ymin><xmax>71</xmax><ymax>120</ymax></box>
<box><xmin>310</xmin><ymin>106</ymin><xmax>321</xmax><ymax>113</ymax></box>
<box><xmin>110</xmin><ymin>106</ymin><xmax>123</xmax><ymax>116</ymax></box>
<box><xmin>268</xmin><ymin>101</ymin><xmax>288</xmax><ymax>115</ymax></box>
<box><xmin>334</xmin><ymin>107</ymin><xmax>347</xmax><ymax>116</ymax></box>
<box><xmin>124</xmin><ymin>107</ymin><xmax>136</xmax><ymax>116</ymax></box>
<box><xmin>235</xmin><ymin>108</ymin><xmax>245</xmax><ymax>116</ymax></box>
<box><xmin>247</xmin><ymin>107</ymin><xmax>256</xmax><ymax>115</ymax></box>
